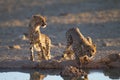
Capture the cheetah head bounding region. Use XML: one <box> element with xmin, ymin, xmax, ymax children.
<box><xmin>32</xmin><ymin>15</ymin><xmax>47</xmax><ymax>29</ymax></box>
<box><xmin>85</xmin><ymin>44</ymin><xmax>96</xmax><ymax>58</ymax></box>
<box><xmin>84</xmin><ymin>37</ymin><xmax>96</xmax><ymax>58</ymax></box>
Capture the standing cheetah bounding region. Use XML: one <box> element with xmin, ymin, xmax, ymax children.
<box><xmin>64</xmin><ymin>27</ymin><xmax>96</xmax><ymax>67</ymax></box>
<box><xmin>28</xmin><ymin>15</ymin><xmax>51</xmax><ymax>61</ymax></box>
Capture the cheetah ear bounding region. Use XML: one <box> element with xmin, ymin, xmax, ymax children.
<box><xmin>86</xmin><ymin>37</ymin><xmax>93</xmax><ymax>44</ymax></box>
<box><xmin>44</xmin><ymin>16</ymin><xmax>47</xmax><ymax>20</ymax></box>
<box><xmin>93</xmin><ymin>44</ymin><xmax>96</xmax><ymax>48</ymax></box>
<box><xmin>32</xmin><ymin>15</ymin><xmax>38</xmax><ymax>19</ymax></box>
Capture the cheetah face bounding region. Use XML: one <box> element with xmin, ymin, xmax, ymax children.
<box><xmin>40</xmin><ymin>17</ymin><xmax>47</xmax><ymax>28</ymax></box>
<box><xmin>32</xmin><ymin>15</ymin><xmax>47</xmax><ymax>28</ymax></box>
<box><xmin>86</xmin><ymin>44</ymin><xmax>96</xmax><ymax>57</ymax></box>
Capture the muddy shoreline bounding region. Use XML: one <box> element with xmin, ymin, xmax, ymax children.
<box><xmin>0</xmin><ymin>54</ymin><xmax>119</xmax><ymax>69</ymax></box>
<box><xmin>0</xmin><ymin>0</ymin><xmax>120</xmax><ymax>69</ymax></box>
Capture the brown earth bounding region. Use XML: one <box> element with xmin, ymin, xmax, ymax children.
<box><xmin>0</xmin><ymin>0</ymin><xmax>120</xmax><ymax>68</ymax></box>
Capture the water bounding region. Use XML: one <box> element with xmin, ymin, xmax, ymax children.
<box><xmin>0</xmin><ymin>69</ymin><xmax>119</xmax><ymax>80</ymax></box>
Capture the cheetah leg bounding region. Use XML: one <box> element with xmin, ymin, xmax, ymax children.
<box><xmin>65</xmin><ymin>34</ymin><xmax>73</xmax><ymax>51</ymax></box>
<box><xmin>42</xmin><ymin>47</ymin><xmax>47</xmax><ymax>60</ymax></box>
<box><xmin>38</xmin><ymin>42</ymin><xmax>45</xmax><ymax>60</ymax></box>
<box><xmin>75</xmin><ymin>56</ymin><xmax>82</xmax><ymax>70</ymax></box>
<box><xmin>30</xmin><ymin>42</ymin><xmax>34</xmax><ymax>61</ymax></box>
<box><xmin>47</xmin><ymin>45</ymin><xmax>51</xmax><ymax>59</ymax></box>
<box><xmin>66</xmin><ymin>41</ymin><xmax>72</xmax><ymax>50</ymax></box>
<box><xmin>45</xmin><ymin>40</ymin><xmax>51</xmax><ymax>60</ymax></box>
<box><xmin>79</xmin><ymin>58</ymin><xmax>83</xmax><ymax>69</ymax></box>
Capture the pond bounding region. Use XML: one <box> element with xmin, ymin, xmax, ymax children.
<box><xmin>0</xmin><ymin>69</ymin><xmax>119</xmax><ymax>80</ymax></box>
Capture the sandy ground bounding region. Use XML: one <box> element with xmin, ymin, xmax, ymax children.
<box><xmin>0</xmin><ymin>0</ymin><xmax>120</xmax><ymax>62</ymax></box>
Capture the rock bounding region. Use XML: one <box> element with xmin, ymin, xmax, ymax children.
<box><xmin>102</xmin><ymin>41</ymin><xmax>111</xmax><ymax>47</ymax></box>
<box><xmin>18</xmin><ymin>34</ymin><xmax>28</xmax><ymax>40</ymax></box>
<box><xmin>106</xmin><ymin>53</ymin><xmax>120</xmax><ymax>68</ymax></box>
<box><xmin>60</xmin><ymin>66</ymin><xmax>87</xmax><ymax>77</ymax></box>
<box><xmin>8</xmin><ymin>45</ymin><xmax>21</xmax><ymax>49</ymax></box>
<box><xmin>97</xmin><ymin>53</ymin><xmax>120</xmax><ymax>68</ymax></box>
<box><xmin>58</xmin><ymin>43</ymin><xmax>62</xmax><ymax>47</ymax></box>
<box><xmin>108</xmin><ymin>53</ymin><xmax>120</xmax><ymax>62</ymax></box>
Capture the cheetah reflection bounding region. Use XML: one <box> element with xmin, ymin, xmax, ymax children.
<box><xmin>30</xmin><ymin>72</ymin><xmax>46</xmax><ymax>80</ymax></box>
<box><xmin>61</xmin><ymin>74</ymin><xmax>88</xmax><ymax>80</ymax></box>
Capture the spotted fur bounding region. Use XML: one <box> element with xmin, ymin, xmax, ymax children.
<box><xmin>65</xmin><ymin>27</ymin><xmax>96</xmax><ymax>66</ymax></box>
<box><xmin>28</xmin><ymin>15</ymin><xmax>51</xmax><ymax>61</ymax></box>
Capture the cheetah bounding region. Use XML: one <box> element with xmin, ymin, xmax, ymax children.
<box><xmin>28</xmin><ymin>15</ymin><xmax>51</xmax><ymax>61</ymax></box>
<box><xmin>30</xmin><ymin>72</ymin><xmax>46</xmax><ymax>80</ymax></box>
<box><xmin>64</xmin><ymin>27</ymin><xmax>96</xmax><ymax>67</ymax></box>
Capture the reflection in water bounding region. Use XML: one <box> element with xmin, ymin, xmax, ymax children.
<box><xmin>89</xmin><ymin>69</ymin><xmax>120</xmax><ymax>80</ymax></box>
<box><xmin>0</xmin><ymin>72</ymin><xmax>30</xmax><ymax>80</ymax></box>
<box><xmin>30</xmin><ymin>71</ymin><xmax>88</xmax><ymax>80</ymax></box>
<box><xmin>30</xmin><ymin>72</ymin><xmax>46</xmax><ymax>80</ymax></box>
<box><xmin>103</xmin><ymin>69</ymin><xmax>120</xmax><ymax>79</ymax></box>
<box><xmin>44</xmin><ymin>75</ymin><xmax>63</xmax><ymax>80</ymax></box>
<box><xmin>29</xmin><ymin>69</ymin><xmax>120</xmax><ymax>80</ymax></box>
<box><xmin>0</xmin><ymin>69</ymin><xmax>120</xmax><ymax>80</ymax></box>
<box><xmin>61</xmin><ymin>75</ymin><xmax>88</xmax><ymax>80</ymax></box>
<box><xmin>61</xmin><ymin>69</ymin><xmax>89</xmax><ymax>80</ymax></box>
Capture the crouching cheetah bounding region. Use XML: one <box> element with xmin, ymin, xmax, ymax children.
<box><xmin>64</xmin><ymin>27</ymin><xmax>96</xmax><ymax>67</ymax></box>
<box><xmin>28</xmin><ymin>14</ymin><xmax>51</xmax><ymax>61</ymax></box>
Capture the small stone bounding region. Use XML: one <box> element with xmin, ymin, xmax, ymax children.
<box><xmin>102</xmin><ymin>42</ymin><xmax>111</xmax><ymax>47</ymax></box>
<box><xmin>19</xmin><ymin>35</ymin><xmax>27</xmax><ymax>40</ymax></box>
<box><xmin>58</xmin><ymin>43</ymin><xmax>62</xmax><ymax>47</ymax></box>
<box><xmin>8</xmin><ymin>45</ymin><xmax>21</xmax><ymax>49</ymax></box>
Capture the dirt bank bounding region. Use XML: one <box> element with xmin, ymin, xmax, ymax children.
<box><xmin>0</xmin><ymin>0</ymin><xmax>120</xmax><ymax>68</ymax></box>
